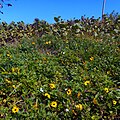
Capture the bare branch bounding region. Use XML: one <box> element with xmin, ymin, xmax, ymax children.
<box><xmin>102</xmin><ymin>0</ymin><xmax>106</xmax><ymax>20</ymax></box>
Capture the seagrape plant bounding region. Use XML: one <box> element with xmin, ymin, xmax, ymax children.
<box><xmin>0</xmin><ymin>11</ymin><xmax>120</xmax><ymax>47</ymax></box>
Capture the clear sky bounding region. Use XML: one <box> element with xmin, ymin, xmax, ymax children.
<box><xmin>0</xmin><ymin>0</ymin><xmax>120</xmax><ymax>24</ymax></box>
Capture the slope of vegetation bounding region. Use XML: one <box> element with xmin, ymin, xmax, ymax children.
<box><xmin>0</xmin><ymin>13</ymin><xmax>120</xmax><ymax>119</ymax></box>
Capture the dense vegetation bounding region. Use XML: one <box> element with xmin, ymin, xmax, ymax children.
<box><xmin>0</xmin><ymin>13</ymin><xmax>120</xmax><ymax>119</ymax></box>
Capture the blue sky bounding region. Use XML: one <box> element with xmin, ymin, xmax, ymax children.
<box><xmin>0</xmin><ymin>0</ymin><xmax>120</xmax><ymax>24</ymax></box>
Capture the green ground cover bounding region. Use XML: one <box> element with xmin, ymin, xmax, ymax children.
<box><xmin>0</xmin><ymin>35</ymin><xmax>120</xmax><ymax>119</ymax></box>
<box><xmin>0</xmin><ymin>14</ymin><xmax>120</xmax><ymax>119</ymax></box>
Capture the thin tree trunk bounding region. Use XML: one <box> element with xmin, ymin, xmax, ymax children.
<box><xmin>102</xmin><ymin>0</ymin><xmax>106</xmax><ymax>20</ymax></box>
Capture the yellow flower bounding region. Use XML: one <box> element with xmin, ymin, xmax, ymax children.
<box><xmin>104</xmin><ymin>88</ymin><xmax>109</xmax><ymax>93</ymax></box>
<box><xmin>32</xmin><ymin>42</ymin><xmax>35</xmax><ymax>45</ymax></box>
<box><xmin>49</xmin><ymin>83</ymin><xmax>55</xmax><ymax>89</ymax></box>
<box><xmin>77</xmin><ymin>91</ymin><xmax>81</xmax><ymax>98</ymax></box>
<box><xmin>12</xmin><ymin>85</ymin><xmax>16</xmax><ymax>89</ymax></box>
<box><xmin>112</xmin><ymin>100</ymin><xmax>117</xmax><ymax>105</ymax></box>
<box><xmin>107</xmin><ymin>71</ymin><xmax>110</xmax><ymax>74</ymax></box>
<box><xmin>45</xmin><ymin>41</ymin><xmax>49</xmax><ymax>44</ymax></box>
<box><xmin>3</xmin><ymin>99</ymin><xmax>7</xmax><ymax>103</ymax></box>
<box><xmin>7</xmin><ymin>53</ymin><xmax>10</xmax><ymax>57</ymax></box>
<box><xmin>7</xmin><ymin>54</ymin><xmax>12</xmax><ymax>58</ymax></box>
<box><xmin>5</xmin><ymin>79</ymin><xmax>12</xmax><ymax>84</ymax></box>
<box><xmin>51</xmin><ymin>101</ymin><xmax>57</xmax><ymax>108</ymax></box>
<box><xmin>44</xmin><ymin>93</ymin><xmax>51</xmax><ymax>99</ymax></box>
<box><xmin>93</xmin><ymin>98</ymin><xmax>98</xmax><ymax>104</ymax></box>
<box><xmin>84</xmin><ymin>81</ymin><xmax>90</xmax><ymax>86</ymax></box>
<box><xmin>67</xmin><ymin>89</ymin><xmax>72</xmax><ymax>95</ymax></box>
<box><xmin>75</xmin><ymin>104</ymin><xmax>83</xmax><ymax>110</ymax></box>
<box><xmin>45</xmin><ymin>41</ymin><xmax>51</xmax><ymax>44</ymax></box>
<box><xmin>90</xmin><ymin>57</ymin><xmax>94</xmax><ymax>61</ymax></box>
<box><xmin>12</xmin><ymin>106</ymin><xmax>19</xmax><ymax>113</ymax></box>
